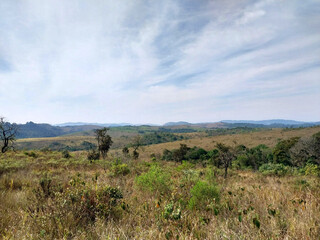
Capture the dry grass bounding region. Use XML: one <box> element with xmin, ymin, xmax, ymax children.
<box><xmin>1</xmin><ymin>127</ymin><xmax>319</xmax><ymax>239</ymax></box>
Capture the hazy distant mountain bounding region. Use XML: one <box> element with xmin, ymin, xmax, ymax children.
<box><xmin>221</xmin><ymin>119</ymin><xmax>307</xmax><ymax>125</ymax></box>
<box><xmin>16</xmin><ymin>122</ymin><xmax>103</xmax><ymax>138</ymax></box>
<box><xmin>163</xmin><ymin>121</ymin><xmax>192</xmax><ymax>126</ymax></box>
<box><xmin>55</xmin><ymin>122</ymin><xmax>131</xmax><ymax>127</ymax></box>
<box><xmin>12</xmin><ymin>119</ymin><xmax>320</xmax><ymax>139</ymax></box>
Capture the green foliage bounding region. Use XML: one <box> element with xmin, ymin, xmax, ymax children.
<box><xmin>188</xmin><ymin>181</ymin><xmax>220</xmax><ymax>210</ymax></box>
<box><xmin>252</xmin><ymin>216</ymin><xmax>261</xmax><ymax>229</ymax></box>
<box><xmin>299</xmin><ymin>163</ymin><xmax>320</xmax><ymax>176</ymax></box>
<box><xmin>81</xmin><ymin>141</ymin><xmax>97</xmax><ymax>150</ymax></box>
<box><xmin>111</xmin><ymin>159</ymin><xmax>130</xmax><ymax>176</ymax></box>
<box><xmin>176</xmin><ymin>161</ymin><xmax>195</xmax><ymax>171</ymax></box>
<box><xmin>235</xmin><ymin>145</ymin><xmax>272</xmax><ymax>170</ymax></box>
<box><xmin>142</xmin><ymin>132</ymin><xmax>184</xmax><ymax>145</ymax></box>
<box><xmin>273</xmin><ymin>137</ymin><xmax>300</xmax><ymax>166</ymax></box>
<box><xmin>259</xmin><ymin>163</ymin><xmax>289</xmax><ymax>176</ymax></box>
<box><xmin>185</xmin><ymin>147</ymin><xmax>208</xmax><ymax>162</ymax></box>
<box><xmin>172</xmin><ymin>144</ymin><xmax>190</xmax><ymax>162</ymax></box>
<box><xmin>135</xmin><ymin>165</ymin><xmax>171</xmax><ymax>195</ymax></box>
<box><xmin>163</xmin><ymin>202</ymin><xmax>181</xmax><ymax>220</ymax></box>
<box><xmin>162</xmin><ymin>149</ymin><xmax>173</xmax><ymax>161</ymax></box>
<box><xmin>95</xmin><ymin>128</ymin><xmax>113</xmax><ymax>159</ymax></box>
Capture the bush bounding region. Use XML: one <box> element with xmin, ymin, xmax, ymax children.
<box><xmin>135</xmin><ymin>165</ymin><xmax>171</xmax><ymax>195</ymax></box>
<box><xmin>162</xmin><ymin>149</ymin><xmax>173</xmax><ymax>161</ymax></box>
<box><xmin>163</xmin><ymin>202</ymin><xmax>181</xmax><ymax>220</ymax></box>
<box><xmin>62</xmin><ymin>150</ymin><xmax>71</xmax><ymax>159</ymax></box>
<box><xmin>188</xmin><ymin>181</ymin><xmax>220</xmax><ymax>210</ymax></box>
<box><xmin>259</xmin><ymin>163</ymin><xmax>289</xmax><ymax>176</ymax></box>
<box><xmin>24</xmin><ymin>151</ymin><xmax>38</xmax><ymax>158</ymax></box>
<box><xmin>185</xmin><ymin>147</ymin><xmax>208</xmax><ymax>162</ymax></box>
<box><xmin>87</xmin><ymin>149</ymin><xmax>100</xmax><ymax>161</ymax></box>
<box><xmin>299</xmin><ymin>163</ymin><xmax>320</xmax><ymax>176</ymax></box>
<box><xmin>28</xmin><ymin>175</ymin><xmax>124</xmax><ymax>238</ymax></box>
<box><xmin>273</xmin><ymin>137</ymin><xmax>300</xmax><ymax>166</ymax></box>
<box><xmin>111</xmin><ymin>159</ymin><xmax>130</xmax><ymax>176</ymax></box>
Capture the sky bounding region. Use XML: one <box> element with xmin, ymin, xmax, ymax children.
<box><xmin>0</xmin><ymin>0</ymin><xmax>319</xmax><ymax>125</ymax></box>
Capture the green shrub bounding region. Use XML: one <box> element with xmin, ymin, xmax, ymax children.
<box><xmin>185</xmin><ymin>147</ymin><xmax>208</xmax><ymax>162</ymax></box>
<box><xmin>111</xmin><ymin>159</ymin><xmax>130</xmax><ymax>176</ymax></box>
<box><xmin>188</xmin><ymin>181</ymin><xmax>220</xmax><ymax>210</ymax></box>
<box><xmin>176</xmin><ymin>161</ymin><xmax>195</xmax><ymax>171</ymax></box>
<box><xmin>162</xmin><ymin>149</ymin><xmax>173</xmax><ymax>161</ymax></box>
<box><xmin>259</xmin><ymin>163</ymin><xmax>289</xmax><ymax>176</ymax></box>
<box><xmin>273</xmin><ymin>137</ymin><xmax>299</xmax><ymax>166</ymax></box>
<box><xmin>299</xmin><ymin>163</ymin><xmax>320</xmax><ymax>176</ymax></box>
<box><xmin>163</xmin><ymin>202</ymin><xmax>181</xmax><ymax>220</ymax></box>
<box><xmin>135</xmin><ymin>165</ymin><xmax>171</xmax><ymax>195</ymax></box>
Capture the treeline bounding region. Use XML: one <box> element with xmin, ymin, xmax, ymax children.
<box><xmin>141</xmin><ymin>132</ymin><xmax>185</xmax><ymax>145</ymax></box>
<box><xmin>161</xmin><ymin>132</ymin><xmax>320</xmax><ymax>177</ymax></box>
<box><xmin>205</xmin><ymin>127</ymin><xmax>262</xmax><ymax>136</ymax></box>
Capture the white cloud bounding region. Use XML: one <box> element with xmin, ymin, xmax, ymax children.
<box><xmin>0</xmin><ymin>0</ymin><xmax>319</xmax><ymax>124</ymax></box>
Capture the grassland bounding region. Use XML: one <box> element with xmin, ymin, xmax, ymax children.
<box><xmin>1</xmin><ymin>126</ymin><xmax>319</xmax><ymax>239</ymax></box>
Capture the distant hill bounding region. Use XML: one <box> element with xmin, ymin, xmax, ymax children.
<box><xmin>16</xmin><ymin>122</ymin><xmax>103</xmax><ymax>138</ymax></box>
<box><xmin>221</xmin><ymin>119</ymin><xmax>306</xmax><ymax>125</ymax></box>
<box><xmin>11</xmin><ymin>119</ymin><xmax>320</xmax><ymax>139</ymax></box>
<box><xmin>55</xmin><ymin>122</ymin><xmax>131</xmax><ymax>127</ymax></box>
<box><xmin>163</xmin><ymin>121</ymin><xmax>192</xmax><ymax>126</ymax></box>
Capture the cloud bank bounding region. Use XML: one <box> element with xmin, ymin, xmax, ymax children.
<box><xmin>0</xmin><ymin>0</ymin><xmax>319</xmax><ymax>124</ymax></box>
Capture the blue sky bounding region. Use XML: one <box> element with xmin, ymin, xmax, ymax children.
<box><xmin>0</xmin><ymin>0</ymin><xmax>319</xmax><ymax>124</ymax></box>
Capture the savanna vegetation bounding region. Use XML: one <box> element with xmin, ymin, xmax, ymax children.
<box><xmin>0</xmin><ymin>123</ymin><xmax>319</xmax><ymax>239</ymax></box>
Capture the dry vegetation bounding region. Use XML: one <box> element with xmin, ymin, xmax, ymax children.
<box><xmin>1</xmin><ymin>127</ymin><xmax>320</xmax><ymax>239</ymax></box>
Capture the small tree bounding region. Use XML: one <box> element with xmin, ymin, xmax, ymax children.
<box><xmin>131</xmin><ymin>135</ymin><xmax>143</xmax><ymax>159</ymax></box>
<box><xmin>0</xmin><ymin>117</ymin><xmax>18</xmax><ymax>153</ymax></box>
<box><xmin>94</xmin><ymin>128</ymin><xmax>113</xmax><ymax>159</ymax></box>
<box><xmin>216</xmin><ymin>143</ymin><xmax>234</xmax><ymax>178</ymax></box>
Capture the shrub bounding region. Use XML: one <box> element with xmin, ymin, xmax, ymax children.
<box><xmin>273</xmin><ymin>137</ymin><xmax>300</xmax><ymax>166</ymax></box>
<box><xmin>185</xmin><ymin>147</ymin><xmax>208</xmax><ymax>162</ymax></box>
<box><xmin>28</xmin><ymin>175</ymin><xmax>124</xmax><ymax>238</ymax></box>
<box><xmin>111</xmin><ymin>159</ymin><xmax>130</xmax><ymax>176</ymax></box>
<box><xmin>188</xmin><ymin>181</ymin><xmax>220</xmax><ymax>210</ymax></box>
<box><xmin>163</xmin><ymin>202</ymin><xmax>181</xmax><ymax>220</ymax></box>
<box><xmin>62</xmin><ymin>150</ymin><xmax>71</xmax><ymax>159</ymax></box>
<box><xmin>259</xmin><ymin>163</ymin><xmax>289</xmax><ymax>176</ymax></box>
<box><xmin>162</xmin><ymin>149</ymin><xmax>173</xmax><ymax>161</ymax></box>
<box><xmin>24</xmin><ymin>151</ymin><xmax>38</xmax><ymax>158</ymax></box>
<box><xmin>135</xmin><ymin>165</ymin><xmax>171</xmax><ymax>195</ymax></box>
<box><xmin>299</xmin><ymin>163</ymin><xmax>320</xmax><ymax>176</ymax></box>
<box><xmin>87</xmin><ymin>149</ymin><xmax>100</xmax><ymax>161</ymax></box>
<box><xmin>176</xmin><ymin>161</ymin><xmax>195</xmax><ymax>171</ymax></box>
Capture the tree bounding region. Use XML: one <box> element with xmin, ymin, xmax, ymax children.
<box><xmin>216</xmin><ymin>143</ymin><xmax>234</xmax><ymax>178</ymax></box>
<box><xmin>172</xmin><ymin>144</ymin><xmax>190</xmax><ymax>163</ymax></box>
<box><xmin>131</xmin><ymin>135</ymin><xmax>143</xmax><ymax>159</ymax></box>
<box><xmin>94</xmin><ymin>128</ymin><xmax>113</xmax><ymax>159</ymax></box>
<box><xmin>273</xmin><ymin>137</ymin><xmax>300</xmax><ymax>166</ymax></box>
<box><xmin>0</xmin><ymin>117</ymin><xmax>18</xmax><ymax>153</ymax></box>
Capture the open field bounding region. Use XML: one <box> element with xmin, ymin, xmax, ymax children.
<box><xmin>16</xmin><ymin>126</ymin><xmax>320</xmax><ymax>152</ymax></box>
<box><xmin>1</xmin><ymin>126</ymin><xmax>319</xmax><ymax>239</ymax></box>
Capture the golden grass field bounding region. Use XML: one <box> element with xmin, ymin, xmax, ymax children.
<box><xmin>0</xmin><ymin>126</ymin><xmax>319</xmax><ymax>239</ymax></box>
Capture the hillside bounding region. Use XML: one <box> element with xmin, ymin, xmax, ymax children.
<box><xmin>15</xmin><ymin>122</ymin><xmax>103</xmax><ymax>138</ymax></box>
<box><xmin>14</xmin><ymin>120</ymin><xmax>320</xmax><ymax>139</ymax></box>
